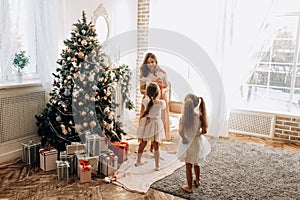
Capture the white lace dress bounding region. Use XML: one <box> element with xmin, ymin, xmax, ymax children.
<box><xmin>176</xmin><ymin>115</ymin><xmax>211</xmax><ymax>164</ymax></box>
<box><xmin>136</xmin><ymin>98</ymin><xmax>166</xmax><ymax>143</ymax></box>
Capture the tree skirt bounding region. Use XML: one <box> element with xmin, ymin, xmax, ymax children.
<box><xmin>113</xmin><ymin>151</ymin><xmax>184</xmax><ymax>193</ymax></box>
<box><xmin>151</xmin><ymin>139</ymin><xmax>300</xmax><ymax>200</ymax></box>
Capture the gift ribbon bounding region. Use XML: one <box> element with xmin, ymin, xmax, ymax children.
<box><xmin>39</xmin><ymin>145</ymin><xmax>54</xmax><ymax>155</ymax></box>
<box><xmin>112</xmin><ymin>142</ymin><xmax>128</xmax><ymax>163</ymax></box>
<box><xmin>80</xmin><ymin>160</ymin><xmax>91</xmax><ymax>172</ymax></box>
<box><xmin>113</xmin><ymin>141</ymin><xmax>129</xmax><ymax>150</ymax></box>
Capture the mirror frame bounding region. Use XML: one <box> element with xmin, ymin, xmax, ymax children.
<box><xmin>92</xmin><ymin>4</ymin><xmax>110</xmax><ymax>43</ymax></box>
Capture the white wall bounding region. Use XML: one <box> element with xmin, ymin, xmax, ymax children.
<box><xmin>150</xmin><ymin>0</ymin><xmax>221</xmax><ymax>62</ymax></box>
<box><xmin>68</xmin><ymin>0</ymin><xmax>138</xmax><ymax>76</ymax></box>
<box><xmin>69</xmin><ymin>0</ymin><xmax>137</xmax><ymax>37</ymax></box>
<box><xmin>144</xmin><ymin>0</ymin><xmax>223</xmax><ymax>107</ymax></box>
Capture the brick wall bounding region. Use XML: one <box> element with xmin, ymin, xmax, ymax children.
<box><xmin>135</xmin><ymin>0</ymin><xmax>150</xmax><ymax>116</ymax></box>
<box><xmin>274</xmin><ymin>115</ymin><xmax>300</xmax><ymax>143</ymax></box>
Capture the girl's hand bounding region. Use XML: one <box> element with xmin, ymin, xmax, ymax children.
<box><xmin>201</xmin><ymin>127</ymin><xmax>207</xmax><ymax>134</ymax></box>
<box><xmin>161</xmin><ymin>87</ymin><xmax>169</xmax><ymax>95</ymax></box>
<box><xmin>182</xmin><ymin>137</ymin><xmax>188</xmax><ymax>144</ymax></box>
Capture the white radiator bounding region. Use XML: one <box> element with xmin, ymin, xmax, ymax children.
<box><xmin>228</xmin><ymin>109</ymin><xmax>275</xmax><ymax>138</ymax></box>
<box><xmin>0</xmin><ymin>85</ymin><xmax>45</xmax><ymax>163</ymax></box>
<box><xmin>0</xmin><ymin>86</ymin><xmax>45</xmax><ymax>143</ymax></box>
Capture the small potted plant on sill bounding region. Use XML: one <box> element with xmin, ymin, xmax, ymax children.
<box><xmin>13</xmin><ymin>50</ymin><xmax>30</xmax><ymax>83</ymax></box>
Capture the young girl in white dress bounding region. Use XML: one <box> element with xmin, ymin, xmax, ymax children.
<box><xmin>177</xmin><ymin>93</ymin><xmax>211</xmax><ymax>193</ymax></box>
<box><xmin>136</xmin><ymin>82</ymin><xmax>166</xmax><ymax>171</ymax></box>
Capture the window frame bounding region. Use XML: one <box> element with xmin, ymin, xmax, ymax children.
<box><xmin>245</xmin><ymin>11</ymin><xmax>300</xmax><ymax>113</ymax></box>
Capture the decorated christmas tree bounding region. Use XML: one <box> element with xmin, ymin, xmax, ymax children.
<box><xmin>36</xmin><ymin>12</ymin><xmax>134</xmax><ymax>151</ymax></box>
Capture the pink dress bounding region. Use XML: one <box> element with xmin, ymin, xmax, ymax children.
<box><xmin>136</xmin><ymin>98</ymin><xmax>166</xmax><ymax>143</ymax></box>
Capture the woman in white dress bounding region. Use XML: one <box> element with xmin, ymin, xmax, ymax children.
<box><xmin>140</xmin><ymin>53</ymin><xmax>171</xmax><ymax>141</ymax></box>
<box><xmin>136</xmin><ymin>82</ymin><xmax>166</xmax><ymax>171</ymax></box>
<box><xmin>176</xmin><ymin>93</ymin><xmax>211</xmax><ymax>193</ymax></box>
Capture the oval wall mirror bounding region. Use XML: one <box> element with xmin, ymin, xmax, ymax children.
<box><xmin>92</xmin><ymin>4</ymin><xmax>110</xmax><ymax>43</ymax></box>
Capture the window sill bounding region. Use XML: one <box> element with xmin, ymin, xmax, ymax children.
<box><xmin>231</xmin><ymin>107</ymin><xmax>300</xmax><ymax>118</ymax></box>
<box><xmin>0</xmin><ymin>79</ymin><xmax>42</xmax><ymax>90</ymax></box>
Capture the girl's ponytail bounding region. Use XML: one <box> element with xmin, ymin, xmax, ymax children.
<box><xmin>140</xmin><ymin>98</ymin><xmax>153</xmax><ymax>119</ymax></box>
<box><xmin>140</xmin><ymin>82</ymin><xmax>160</xmax><ymax>119</ymax></box>
<box><xmin>182</xmin><ymin>99</ymin><xmax>194</xmax><ymax>131</ymax></box>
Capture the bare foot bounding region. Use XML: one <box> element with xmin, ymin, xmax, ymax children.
<box><xmin>135</xmin><ymin>162</ymin><xmax>144</xmax><ymax>167</ymax></box>
<box><xmin>181</xmin><ymin>185</ymin><xmax>193</xmax><ymax>193</ymax></box>
<box><xmin>155</xmin><ymin>167</ymin><xmax>160</xmax><ymax>171</ymax></box>
<box><xmin>194</xmin><ymin>180</ymin><xmax>200</xmax><ymax>187</ymax></box>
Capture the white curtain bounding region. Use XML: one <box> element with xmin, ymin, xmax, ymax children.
<box><xmin>0</xmin><ymin>1</ymin><xmax>21</xmax><ymax>81</ymax></box>
<box><xmin>0</xmin><ymin>0</ymin><xmax>71</xmax><ymax>90</ymax></box>
<box><xmin>221</xmin><ymin>0</ymin><xmax>279</xmax><ymax>108</ymax></box>
<box><xmin>32</xmin><ymin>0</ymin><xmax>71</xmax><ymax>92</ymax></box>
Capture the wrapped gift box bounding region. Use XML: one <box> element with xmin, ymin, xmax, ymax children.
<box><xmin>75</xmin><ymin>150</ymin><xmax>98</xmax><ymax>176</ymax></box>
<box><xmin>56</xmin><ymin>160</ymin><xmax>69</xmax><ymax>180</ymax></box>
<box><xmin>110</xmin><ymin>141</ymin><xmax>129</xmax><ymax>163</ymax></box>
<box><xmin>40</xmin><ymin>147</ymin><xmax>58</xmax><ymax>171</ymax></box>
<box><xmin>85</xmin><ymin>134</ymin><xmax>101</xmax><ymax>156</ymax></box>
<box><xmin>21</xmin><ymin>141</ymin><xmax>41</xmax><ymax>166</ymax></box>
<box><xmin>60</xmin><ymin>151</ymin><xmax>75</xmax><ymax>175</ymax></box>
<box><xmin>100</xmin><ymin>137</ymin><xmax>109</xmax><ymax>153</ymax></box>
<box><xmin>66</xmin><ymin>142</ymin><xmax>85</xmax><ymax>155</ymax></box>
<box><xmin>79</xmin><ymin>160</ymin><xmax>91</xmax><ymax>183</ymax></box>
<box><xmin>99</xmin><ymin>152</ymin><xmax>118</xmax><ymax>176</ymax></box>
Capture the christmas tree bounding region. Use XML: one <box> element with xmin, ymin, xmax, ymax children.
<box><xmin>36</xmin><ymin>12</ymin><xmax>134</xmax><ymax>151</ymax></box>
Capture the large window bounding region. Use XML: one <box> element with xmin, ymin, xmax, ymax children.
<box><xmin>13</xmin><ymin>2</ymin><xmax>37</xmax><ymax>75</ymax></box>
<box><xmin>245</xmin><ymin>14</ymin><xmax>300</xmax><ymax>113</ymax></box>
<box><xmin>0</xmin><ymin>0</ymin><xmax>37</xmax><ymax>82</ymax></box>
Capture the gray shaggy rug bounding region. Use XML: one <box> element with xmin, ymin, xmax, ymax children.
<box><xmin>151</xmin><ymin>138</ymin><xmax>300</xmax><ymax>200</ymax></box>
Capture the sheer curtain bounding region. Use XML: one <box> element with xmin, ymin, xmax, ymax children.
<box><xmin>32</xmin><ymin>0</ymin><xmax>71</xmax><ymax>92</ymax></box>
<box><xmin>0</xmin><ymin>1</ymin><xmax>21</xmax><ymax>81</ymax></box>
<box><xmin>221</xmin><ymin>0</ymin><xmax>279</xmax><ymax>109</ymax></box>
<box><xmin>0</xmin><ymin>0</ymin><xmax>71</xmax><ymax>90</ymax></box>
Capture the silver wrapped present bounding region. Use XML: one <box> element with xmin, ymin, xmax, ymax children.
<box><xmin>85</xmin><ymin>134</ymin><xmax>101</xmax><ymax>156</ymax></box>
<box><xmin>56</xmin><ymin>160</ymin><xmax>70</xmax><ymax>180</ymax></box>
<box><xmin>99</xmin><ymin>151</ymin><xmax>118</xmax><ymax>176</ymax></box>
<box><xmin>21</xmin><ymin>141</ymin><xmax>41</xmax><ymax>166</ymax></box>
<box><xmin>60</xmin><ymin>151</ymin><xmax>75</xmax><ymax>174</ymax></box>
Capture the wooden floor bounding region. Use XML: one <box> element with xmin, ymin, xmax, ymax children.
<box><xmin>224</xmin><ymin>132</ymin><xmax>300</xmax><ymax>153</ymax></box>
<box><xmin>1</xmin><ymin>125</ymin><xmax>299</xmax><ymax>199</ymax></box>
